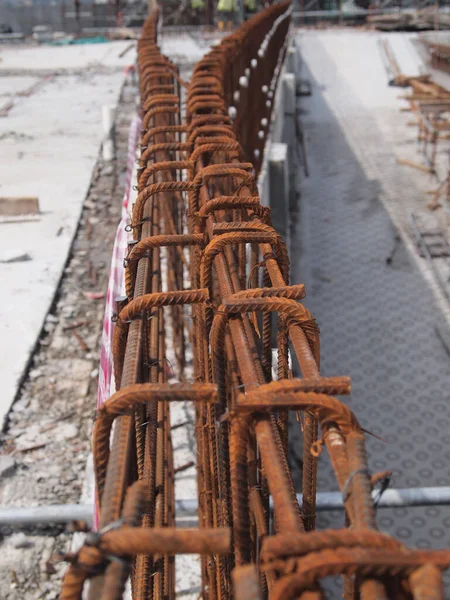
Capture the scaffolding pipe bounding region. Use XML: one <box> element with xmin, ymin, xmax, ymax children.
<box><xmin>1</xmin><ymin>487</ymin><xmax>450</xmax><ymax>527</ymax></box>
<box><xmin>0</xmin><ymin>504</ymin><xmax>93</xmax><ymax>526</ymax></box>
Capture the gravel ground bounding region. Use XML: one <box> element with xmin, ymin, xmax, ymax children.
<box><xmin>0</xmin><ymin>77</ymin><xmax>138</xmax><ymax>600</ymax></box>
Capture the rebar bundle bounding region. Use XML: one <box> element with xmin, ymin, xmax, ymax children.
<box><xmin>59</xmin><ymin>4</ymin><xmax>450</xmax><ymax>599</ymax></box>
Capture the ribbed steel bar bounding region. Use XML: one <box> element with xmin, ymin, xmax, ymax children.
<box><xmin>58</xmin><ymin>4</ymin><xmax>450</xmax><ymax>600</ymax></box>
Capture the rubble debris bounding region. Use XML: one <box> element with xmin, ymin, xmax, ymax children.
<box><xmin>0</xmin><ymin>454</ymin><xmax>16</xmax><ymax>477</ymax></box>
<box><xmin>11</xmin><ymin>533</ymin><xmax>33</xmax><ymax>549</ymax></box>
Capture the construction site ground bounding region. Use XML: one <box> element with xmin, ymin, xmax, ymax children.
<box><xmin>1</xmin><ymin>26</ymin><xmax>450</xmax><ymax>600</ymax></box>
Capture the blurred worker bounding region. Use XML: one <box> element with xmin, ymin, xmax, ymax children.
<box><xmin>74</xmin><ymin>0</ymin><xmax>80</xmax><ymax>32</ymax></box>
<box><xmin>191</xmin><ymin>0</ymin><xmax>205</xmax><ymax>24</ymax></box>
<box><xmin>244</xmin><ymin>0</ymin><xmax>256</xmax><ymax>18</ymax></box>
<box><xmin>217</xmin><ymin>0</ymin><xmax>237</xmax><ymax>30</ymax></box>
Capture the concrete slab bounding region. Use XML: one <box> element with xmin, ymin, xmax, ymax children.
<box><xmin>388</xmin><ymin>32</ymin><xmax>427</xmax><ymax>78</ymax></box>
<box><xmin>0</xmin><ymin>53</ymin><xmax>127</xmax><ymax>428</ymax></box>
<box><xmin>160</xmin><ymin>31</ymin><xmax>219</xmax><ymax>66</ymax></box>
<box><xmin>0</xmin><ymin>76</ymin><xmax>39</xmax><ymax>96</ymax></box>
<box><xmin>0</xmin><ymin>40</ymin><xmax>136</xmax><ymax>72</ymax></box>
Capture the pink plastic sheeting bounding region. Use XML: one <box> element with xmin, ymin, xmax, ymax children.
<box><xmin>94</xmin><ymin>114</ymin><xmax>141</xmax><ymax>527</ymax></box>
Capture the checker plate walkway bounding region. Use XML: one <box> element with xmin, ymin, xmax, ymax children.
<box><xmin>291</xmin><ymin>30</ymin><xmax>450</xmax><ymax>591</ymax></box>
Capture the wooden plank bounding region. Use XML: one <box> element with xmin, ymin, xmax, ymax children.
<box><xmin>0</xmin><ymin>196</ymin><xmax>40</xmax><ymax>216</ymax></box>
<box><xmin>396</xmin><ymin>158</ymin><xmax>434</xmax><ymax>173</ymax></box>
<box><xmin>400</xmin><ymin>96</ymin><xmax>450</xmax><ymax>103</ymax></box>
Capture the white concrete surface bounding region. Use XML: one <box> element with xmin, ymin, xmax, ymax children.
<box><xmin>0</xmin><ymin>76</ymin><xmax>39</xmax><ymax>97</ymax></box>
<box><xmin>160</xmin><ymin>33</ymin><xmax>207</xmax><ymax>66</ymax></box>
<box><xmin>0</xmin><ymin>40</ymin><xmax>137</xmax><ymax>72</ymax></box>
<box><xmin>0</xmin><ymin>46</ymin><xmax>128</xmax><ymax>427</ymax></box>
<box><xmin>388</xmin><ymin>32</ymin><xmax>427</xmax><ymax>78</ymax></box>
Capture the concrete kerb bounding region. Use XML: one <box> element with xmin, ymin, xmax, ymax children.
<box><xmin>258</xmin><ymin>34</ymin><xmax>298</xmax><ymax>255</ymax></box>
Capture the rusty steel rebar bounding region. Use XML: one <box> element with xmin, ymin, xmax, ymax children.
<box><xmin>58</xmin><ymin>3</ymin><xmax>450</xmax><ymax>599</ymax></box>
